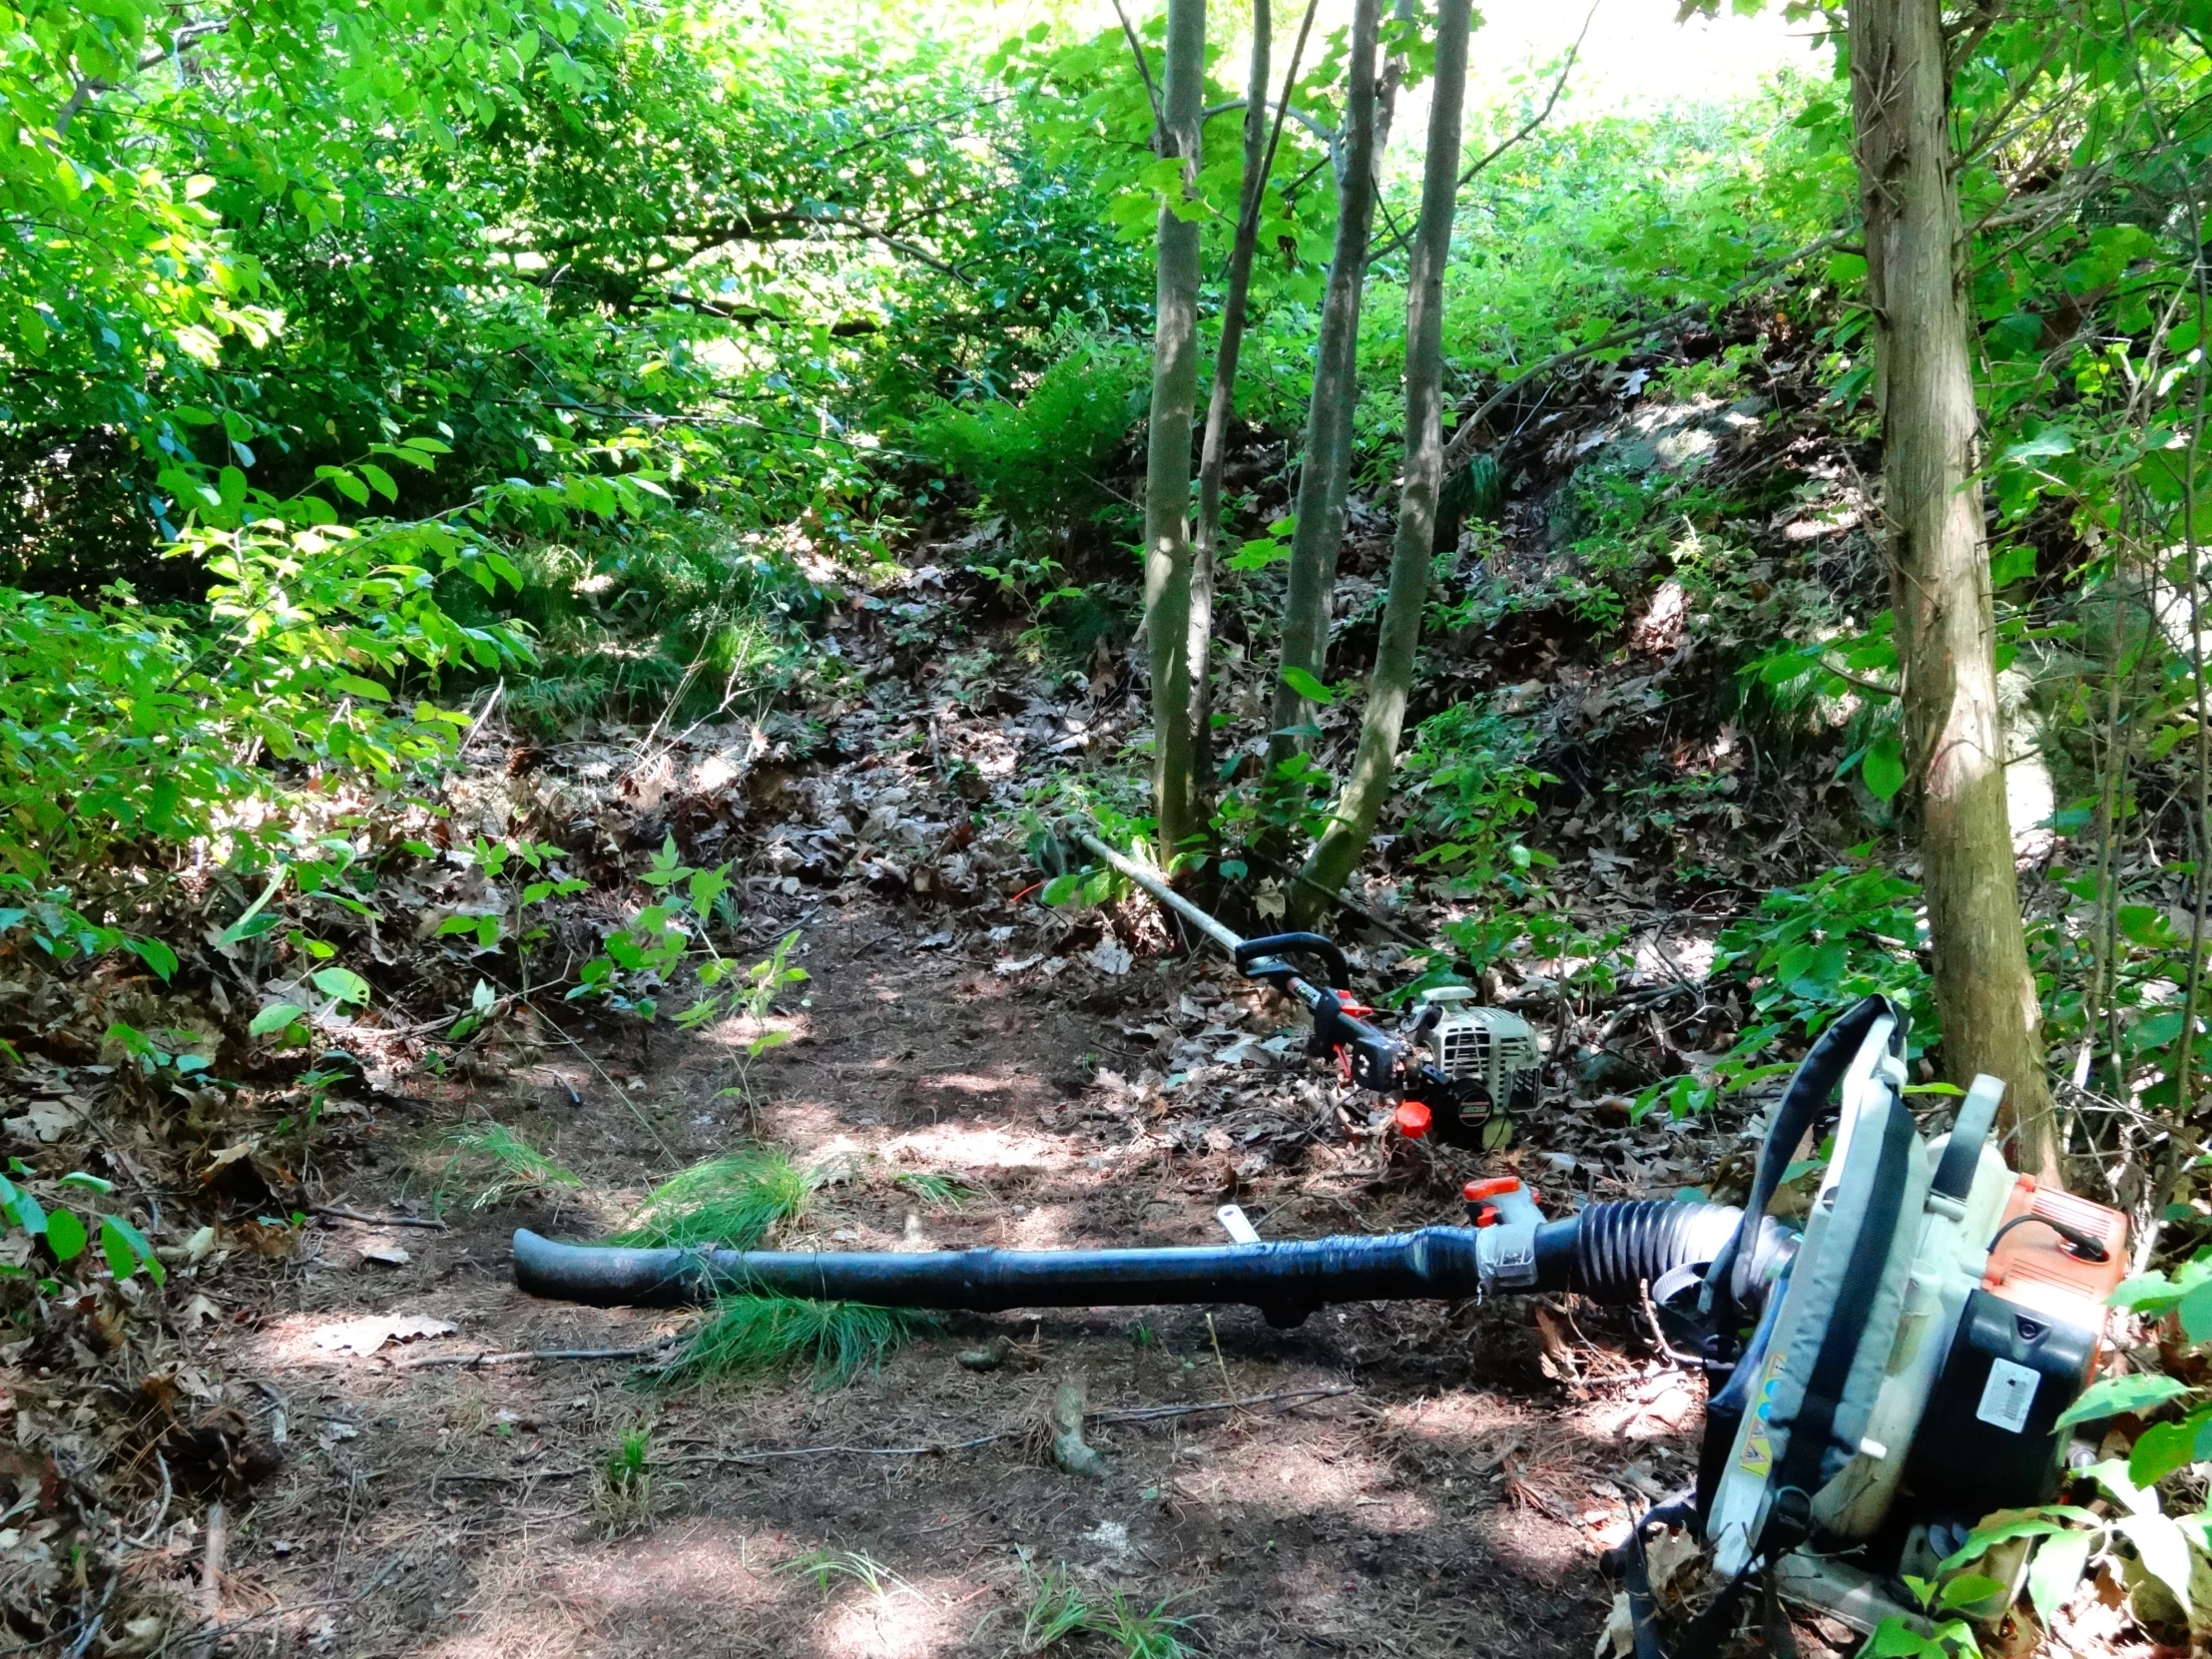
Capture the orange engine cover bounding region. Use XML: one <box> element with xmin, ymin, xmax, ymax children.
<box><xmin>1981</xmin><ymin>1176</ymin><xmax>2128</xmax><ymax>1350</ymax></box>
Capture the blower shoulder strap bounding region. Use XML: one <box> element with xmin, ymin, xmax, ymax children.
<box><xmin>1699</xmin><ymin>994</ymin><xmax>1901</xmax><ymax>1355</ymax></box>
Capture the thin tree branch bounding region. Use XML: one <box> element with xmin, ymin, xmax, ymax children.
<box><xmin>1458</xmin><ymin>0</ymin><xmax>1598</xmax><ymax>187</ymax></box>
<box><xmin>1207</xmin><ymin>95</ymin><xmax>1337</xmax><ymax>146</ymax></box>
<box><xmin>1371</xmin><ymin>0</ymin><xmax>1598</xmax><ymax>266</ymax></box>
<box><xmin>57</xmin><ymin>18</ymin><xmax>230</xmax><ymax>135</ymax></box>
<box><xmin>1110</xmin><ymin>0</ymin><xmax>1170</xmax><ymax>153</ymax></box>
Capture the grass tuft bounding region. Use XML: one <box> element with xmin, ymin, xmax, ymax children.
<box><xmin>1013</xmin><ymin>1562</ymin><xmax>1094</xmax><ymax>1652</ymax></box>
<box><xmin>1003</xmin><ymin>1563</ymin><xmax>1200</xmax><ymax>1657</ymax></box>
<box><xmin>783</xmin><ymin>1547</ymin><xmax>909</xmax><ymax>1599</ymax></box>
<box><xmin>660</xmin><ymin>1294</ymin><xmax>923</xmax><ymax>1387</ymax></box>
<box><xmin>890</xmin><ymin>1170</ymin><xmax>972</xmax><ymax>1212</ymax></box>
<box><xmin>595</xmin><ymin>1423</ymin><xmax>657</xmax><ymax>1536</ymax></box>
<box><xmin>1091</xmin><ymin>1594</ymin><xmax>1200</xmax><ymax>1659</ymax></box>
<box><xmin>612</xmin><ymin>1147</ymin><xmax>819</xmax><ymax>1249</ymax></box>
<box><xmin>433</xmin><ymin>1123</ymin><xmax>581</xmax><ymax>1212</ymax></box>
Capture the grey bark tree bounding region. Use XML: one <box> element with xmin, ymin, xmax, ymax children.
<box><xmin>1189</xmin><ymin>0</ymin><xmax>1279</xmax><ymax>814</ymax></box>
<box><xmin>1262</xmin><ymin>0</ymin><xmax>1385</xmax><ymax>782</ymax></box>
<box><xmin>1296</xmin><ymin>0</ymin><xmax>1473</xmax><ymax>920</ymax></box>
<box><xmin>1140</xmin><ymin>0</ymin><xmax>1208</xmax><ymax>854</ymax></box>
<box><xmin>1848</xmin><ymin>0</ymin><xmax>2061</xmax><ymax>1179</ymax></box>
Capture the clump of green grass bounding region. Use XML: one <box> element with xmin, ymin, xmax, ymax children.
<box><xmin>432</xmin><ymin>1123</ymin><xmax>581</xmax><ymax>1212</ymax></box>
<box><xmin>659</xmin><ymin>1294</ymin><xmax>923</xmax><ymax>1387</ymax></box>
<box><xmin>891</xmin><ymin>1170</ymin><xmax>972</xmax><ymax>1212</ymax></box>
<box><xmin>1013</xmin><ymin>1562</ymin><xmax>1095</xmax><ymax>1652</ymax></box>
<box><xmin>1092</xmin><ymin>1595</ymin><xmax>1199</xmax><ymax>1659</ymax></box>
<box><xmin>612</xmin><ymin>1147</ymin><xmax>819</xmax><ymax>1249</ymax></box>
<box><xmin>1002</xmin><ymin>1563</ymin><xmax>1199</xmax><ymax>1657</ymax></box>
<box><xmin>783</xmin><ymin>1547</ymin><xmax>910</xmax><ymax>1599</ymax></box>
<box><xmin>596</xmin><ymin>1422</ymin><xmax>657</xmax><ymax>1536</ymax></box>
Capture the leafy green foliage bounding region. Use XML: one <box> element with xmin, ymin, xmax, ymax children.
<box><xmin>561</xmin><ymin>837</ymin><xmax>806</xmax><ymax>1034</ymax></box>
<box><xmin>1400</xmin><ymin>700</ymin><xmax>1552</xmax><ymax>891</ymax></box>
<box><xmin>910</xmin><ymin>336</ymin><xmax>1147</xmax><ymax>532</ymax></box>
<box><xmin>0</xmin><ymin>458</ymin><xmax>529</xmax><ymax>877</ymax></box>
<box><xmin>0</xmin><ymin>1159</ymin><xmax>162</xmax><ymax>1285</ymax></box>
<box><xmin>661</xmin><ymin>1294</ymin><xmax>922</xmax><ymax>1387</ymax></box>
<box><xmin>1637</xmin><ymin>860</ymin><xmax>1930</xmax><ymax>1119</ymax></box>
<box><xmin>612</xmin><ymin>1148</ymin><xmax>820</xmax><ymax>1251</ymax></box>
<box><xmin>504</xmin><ymin>513</ymin><xmax>836</xmax><ymax>736</ymax></box>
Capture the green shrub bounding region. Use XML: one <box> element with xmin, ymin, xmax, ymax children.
<box><xmin>502</xmin><ymin>512</ymin><xmax>832</xmax><ymax>734</ymax></box>
<box><xmin>1399</xmin><ymin>699</ymin><xmax>1552</xmax><ymax>893</ymax></box>
<box><xmin>1638</xmin><ymin>858</ymin><xmax>1933</xmax><ymax>1119</ymax></box>
<box><xmin>910</xmin><ymin>335</ymin><xmax>1146</xmax><ymax>531</ymax></box>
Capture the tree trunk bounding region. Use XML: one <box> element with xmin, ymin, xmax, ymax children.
<box><xmin>1188</xmin><ymin>0</ymin><xmax>1278</xmax><ymax>822</ymax></box>
<box><xmin>1294</xmin><ymin>0</ymin><xmax>1471</xmax><ymax>922</ymax></box>
<box><xmin>1849</xmin><ymin>0</ymin><xmax>2060</xmax><ymax>1181</ymax></box>
<box><xmin>1262</xmin><ymin>0</ymin><xmax>1383</xmax><ymax>781</ymax></box>
<box><xmin>1142</xmin><ymin>0</ymin><xmax>1208</xmax><ymax>855</ymax></box>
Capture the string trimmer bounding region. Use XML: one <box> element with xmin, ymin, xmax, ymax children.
<box><xmin>513</xmin><ymin>835</ymin><xmax>2128</xmax><ymax>1647</ymax></box>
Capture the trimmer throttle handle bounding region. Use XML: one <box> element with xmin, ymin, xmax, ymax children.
<box><xmin>1236</xmin><ymin>932</ymin><xmax>1352</xmax><ymax>990</ymax></box>
<box><xmin>1464</xmin><ymin>1177</ymin><xmax>1542</xmax><ymax>1230</ymax></box>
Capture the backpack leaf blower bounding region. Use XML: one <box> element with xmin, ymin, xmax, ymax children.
<box><xmin>512</xmin><ymin>835</ymin><xmax>2127</xmax><ymax>1644</ymax></box>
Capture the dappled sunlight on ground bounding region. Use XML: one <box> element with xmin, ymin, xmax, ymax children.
<box><xmin>885</xmin><ymin>1121</ymin><xmax>1072</xmax><ymax>1172</ymax></box>
<box><xmin>1177</xmin><ymin>1433</ymin><xmax>1438</xmax><ymax>1535</ymax></box>
<box><xmin>1374</xmin><ymin>1385</ymin><xmax>1526</xmax><ymax>1455</ymax></box>
<box><xmin>189</xmin><ymin>893</ymin><xmax>1641</xmax><ymax>1659</ymax></box>
<box><xmin>809</xmin><ymin>1570</ymin><xmax>980</xmax><ymax>1659</ymax></box>
<box><xmin>423</xmin><ymin>1520</ymin><xmax>799</xmax><ymax>1659</ymax></box>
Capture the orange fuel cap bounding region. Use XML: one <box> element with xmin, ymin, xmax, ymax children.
<box><xmin>1394</xmin><ymin>1101</ymin><xmax>1433</xmax><ymax>1139</ymax></box>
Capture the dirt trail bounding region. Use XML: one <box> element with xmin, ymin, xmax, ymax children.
<box><xmin>184</xmin><ymin>880</ymin><xmax>1713</xmax><ymax>1659</ymax></box>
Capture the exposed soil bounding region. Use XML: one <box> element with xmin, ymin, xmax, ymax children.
<box><xmin>163</xmin><ymin>883</ymin><xmax>1732</xmax><ymax>1659</ymax></box>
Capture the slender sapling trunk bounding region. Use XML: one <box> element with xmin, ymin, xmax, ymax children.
<box><xmin>1295</xmin><ymin>0</ymin><xmax>1474</xmax><ymax>919</ymax></box>
<box><xmin>1189</xmin><ymin>0</ymin><xmax>1278</xmax><ymax>818</ymax></box>
<box><xmin>1263</xmin><ymin>0</ymin><xmax>1384</xmax><ymax>782</ymax></box>
<box><xmin>1141</xmin><ymin>0</ymin><xmax>1208</xmax><ymax>854</ymax></box>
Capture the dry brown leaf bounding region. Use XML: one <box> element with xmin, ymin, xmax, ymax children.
<box><xmin>307</xmin><ymin>1315</ymin><xmax>456</xmax><ymax>1356</ymax></box>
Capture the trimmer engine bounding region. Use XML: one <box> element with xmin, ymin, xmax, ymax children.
<box><xmin>1412</xmin><ymin>986</ymin><xmax>1540</xmax><ymax>1130</ymax></box>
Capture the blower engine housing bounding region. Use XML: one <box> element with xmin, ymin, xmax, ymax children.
<box><xmin>1692</xmin><ymin>1006</ymin><xmax>2126</xmax><ymax>1636</ymax></box>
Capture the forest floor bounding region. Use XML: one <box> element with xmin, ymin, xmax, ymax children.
<box><xmin>16</xmin><ymin>432</ymin><xmax>1891</xmax><ymax>1657</ymax></box>
<box><xmin>186</xmin><ymin>871</ymin><xmax>1745</xmax><ymax>1659</ymax></box>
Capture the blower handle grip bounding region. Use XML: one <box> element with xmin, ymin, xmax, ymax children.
<box><xmin>1235</xmin><ymin>932</ymin><xmax>1352</xmax><ymax>990</ymax></box>
<box><xmin>1930</xmin><ymin>1073</ymin><xmax>2005</xmax><ymax>1203</ymax></box>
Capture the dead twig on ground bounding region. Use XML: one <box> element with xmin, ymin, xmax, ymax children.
<box><xmin>199</xmin><ymin>1502</ymin><xmax>227</xmax><ymax>1627</ymax></box>
<box><xmin>391</xmin><ymin>1339</ymin><xmax>678</xmax><ymax>1371</ymax></box>
<box><xmin>310</xmin><ymin>1205</ymin><xmax>447</xmax><ymax>1231</ymax></box>
<box><xmin>1088</xmin><ymin>1383</ymin><xmax>1354</xmax><ymax>1423</ymax></box>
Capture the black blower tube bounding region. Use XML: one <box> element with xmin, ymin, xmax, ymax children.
<box><xmin>514</xmin><ymin>1200</ymin><xmax>1783</xmax><ymax>1323</ymax></box>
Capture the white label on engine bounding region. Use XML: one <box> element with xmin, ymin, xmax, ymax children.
<box><xmin>1975</xmin><ymin>1358</ymin><xmax>2040</xmax><ymax>1433</ymax></box>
